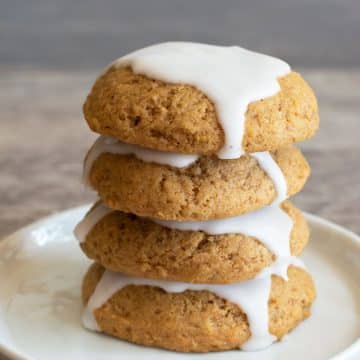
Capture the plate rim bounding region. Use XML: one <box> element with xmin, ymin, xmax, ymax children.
<box><xmin>0</xmin><ymin>205</ymin><xmax>359</xmax><ymax>360</ymax></box>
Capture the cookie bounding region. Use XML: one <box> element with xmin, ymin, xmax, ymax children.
<box><xmin>80</xmin><ymin>201</ymin><xmax>309</xmax><ymax>283</ymax></box>
<box><xmin>83</xmin><ymin>67</ymin><xmax>319</xmax><ymax>155</ymax></box>
<box><xmin>87</xmin><ymin>146</ymin><xmax>309</xmax><ymax>220</ymax></box>
<box><xmin>82</xmin><ymin>264</ymin><xmax>316</xmax><ymax>352</ymax></box>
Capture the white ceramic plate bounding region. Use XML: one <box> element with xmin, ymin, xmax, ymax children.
<box><xmin>0</xmin><ymin>205</ymin><xmax>359</xmax><ymax>360</ymax></box>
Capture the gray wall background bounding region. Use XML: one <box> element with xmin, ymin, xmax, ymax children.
<box><xmin>1</xmin><ymin>0</ymin><xmax>359</xmax><ymax>69</ymax></box>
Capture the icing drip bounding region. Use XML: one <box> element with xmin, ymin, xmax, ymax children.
<box><xmin>82</xmin><ymin>258</ymin><xmax>305</xmax><ymax>351</ymax></box>
<box><xmin>112</xmin><ymin>42</ymin><xmax>290</xmax><ymax>159</ymax></box>
<box><xmin>257</xmin><ymin>256</ymin><xmax>305</xmax><ymax>280</ymax></box>
<box><xmin>153</xmin><ymin>204</ymin><xmax>292</xmax><ymax>259</ymax></box>
<box><xmin>251</xmin><ymin>152</ymin><xmax>287</xmax><ymax>204</ymax></box>
<box><xmin>74</xmin><ymin>203</ymin><xmax>112</xmax><ymax>243</ymax></box>
<box><xmin>83</xmin><ymin>136</ymin><xmax>199</xmax><ymax>184</ymax></box>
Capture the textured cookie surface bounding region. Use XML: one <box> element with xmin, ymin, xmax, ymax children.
<box><xmin>83</xmin><ymin>264</ymin><xmax>316</xmax><ymax>353</ymax></box>
<box><xmin>88</xmin><ymin>146</ymin><xmax>310</xmax><ymax>220</ymax></box>
<box><xmin>83</xmin><ymin>67</ymin><xmax>319</xmax><ymax>154</ymax></box>
<box><xmin>81</xmin><ymin>201</ymin><xmax>309</xmax><ymax>283</ymax></box>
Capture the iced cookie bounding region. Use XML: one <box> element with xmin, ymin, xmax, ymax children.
<box><xmin>85</xmin><ymin>142</ymin><xmax>309</xmax><ymax>220</ymax></box>
<box><xmin>82</xmin><ymin>263</ymin><xmax>316</xmax><ymax>352</ymax></box>
<box><xmin>83</xmin><ymin>44</ymin><xmax>318</xmax><ymax>157</ymax></box>
<box><xmin>77</xmin><ymin>201</ymin><xmax>309</xmax><ymax>283</ymax></box>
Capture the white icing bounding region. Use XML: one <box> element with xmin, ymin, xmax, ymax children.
<box><xmin>112</xmin><ymin>42</ymin><xmax>290</xmax><ymax>159</ymax></box>
<box><xmin>153</xmin><ymin>204</ymin><xmax>292</xmax><ymax>259</ymax></box>
<box><xmin>75</xmin><ymin>200</ymin><xmax>292</xmax><ymax>260</ymax></box>
<box><xmin>251</xmin><ymin>152</ymin><xmax>288</xmax><ymax>204</ymax></box>
<box><xmin>83</xmin><ymin>258</ymin><xmax>304</xmax><ymax>351</ymax></box>
<box><xmin>83</xmin><ymin>136</ymin><xmax>199</xmax><ymax>184</ymax></box>
<box><xmin>74</xmin><ymin>203</ymin><xmax>112</xmax><ymax>243</ymax></box>
<box><xmin>257</xmin><ymin>256</ymin><xmax>305</xmax><ymax>280</ymax></box>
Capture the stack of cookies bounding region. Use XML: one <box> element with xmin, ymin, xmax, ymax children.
<box><xmin>74</xmin><ymin>42</ymin><xmax>319</xmax><ymax>352</ymax></box>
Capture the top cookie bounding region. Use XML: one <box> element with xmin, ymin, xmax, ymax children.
<box><xmin>84</xmin><ymin>67</ymin><xmax>318</xmax><ymax>155</ymax></box>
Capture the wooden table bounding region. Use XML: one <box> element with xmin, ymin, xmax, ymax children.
<box><xmin>1</xmin><ymin>68</ymin><xmax>359</xmax><ymax>237</ymax></box>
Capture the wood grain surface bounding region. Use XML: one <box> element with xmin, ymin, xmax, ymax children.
<box><xmin>1</xmin><ymin>68</ymin><xmax>359</xmax><ymax>237</ymax></box>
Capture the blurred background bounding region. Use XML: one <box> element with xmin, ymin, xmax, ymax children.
<box><xmin>1</xmin><ymin>0</ymin><xmax>359</xmax><ymax>237</ymax></box>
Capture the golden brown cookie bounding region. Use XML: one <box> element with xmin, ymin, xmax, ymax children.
<box><xmin>83</xmin><ymin>67</ymin><xmax>319</xmax><ymax>155</ymax></box>
<box><xmin>80</xmin><ymin>201</ymin><xmax>309</xmax><ymax>283</ymax></box>
<box><xmin>87</xmin><ymin>146</ymin><xmax>310</xmax><ymax>220</ymax></box>
<box><xmin>82</xmin><ymin>264</ymin><xmax>316</xmax><ymax>353</ymax></box>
